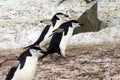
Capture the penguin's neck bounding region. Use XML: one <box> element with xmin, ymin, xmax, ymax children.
<box><xmin>48</xmin><ymin>19</ymin><xmax>63</xmax><ymax>34</ymax></box>
<box><xmin>53</xmin><ymin>19</ymin><xmax>64</xmax><ymax>30</ymax></box>
<box><xmin>29</xmin><ymin>49</ymin><xmax>39</xmax><ymax>58</ymax></box>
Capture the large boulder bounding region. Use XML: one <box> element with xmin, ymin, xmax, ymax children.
<box><xmin>74</xmin><ymin>1</ymin><xmax>107</xmax><ymax>34</ymax></box>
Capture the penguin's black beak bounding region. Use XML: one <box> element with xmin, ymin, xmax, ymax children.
<box><xmin>76</xmin><ymin>23</ymin><xmax>84</xmax><ymax>28</ymax></box>
<box><xmin>79</xmin><ymin>23</ymin><xmax>84</xmax><ymax>26</ymax></box>
<box><xmin>64</xmin><ymin>14</ymin><xmax>69</xmax><ymax>17</ymax></box>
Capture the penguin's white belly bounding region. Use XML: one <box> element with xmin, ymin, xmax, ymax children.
<box><xmin>12</xmin><ymin>57</ymin><xmax>38</xmax><ymax>80</ymax></box>
<box><xmin>53</xmin><ymin>20</ymin><xmax>63</xmax><ymax>30</ymax></box>
<box><xmin>39</xmin><ymin>27</ymin><xmax>53</xmax><ymax>47</ymax></box>
<box><xmin>40</xmin><ymin>21</ymin><xmax>63</xmax><ymax>47</ymax></box>
<box><xmin>60</xmin><ymin>27</ymin><xmax>73</xmax><ymax>56</ymax></box>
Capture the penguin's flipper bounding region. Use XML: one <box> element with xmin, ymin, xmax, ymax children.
<box><xmin>49</xmin><ymin>28</ymin><xmax>64</xmax><ymax>37</ymax></box>
<box><xmin>40</xmin><ymin>19</ymin><xmax>52</xmax><ymax>25</ymax></box>
<box><xmin>23</xmin><ymin>44</ymin><xmax>36</xmax><ymax>49</ymax></box>
<box><xmin>23</xmin><ymin>44</ymin><xmax>39</xmax><ymax>49</ymax></box>
<box><xmin>0</xmin><ymin>59</ymin><xmax>19</xmax><ymax>67</ymax></box>
<box><xmin>23</xmin><ymin>45</ymin><xmax>32</xmax><ymax>49</ymax></box>
<box><xmin>38</xmin><ymin>53</ymin><xmax>48</xmax><ymax>61</ymax></box>
<box><xmin>53</xmin><ymin>28</ymin><xmax>64</xmax><ymax>33</ymax></box>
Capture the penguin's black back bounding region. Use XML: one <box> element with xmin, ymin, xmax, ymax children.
<box><xmin>24</xmin><ymin>13</ymin><xmax>60</xmax><ymax>49</ymax></box>
<box><xmin>5</xmin><ymin>49</ymin><xmax>31</xmax><ymax>80</ymax></box>
<box><xmin>6</xmin><ymin>66</ymin><xmax>17</xmax><ymax>80</ymax></box>
<box><xmin>24</xmin><ymin>25</ymin><xmax>50</xmax><ymax>48</ymax></box>
<box><xmin>59</xmin><ymin>21</ymin><xmax>72</xmax><ymax>35</ymax></box>
<box><xmin>33</xmin><ymin>25</ymin><xmax>50</xmax><ymax>45</ymax></box>
<box><xmin>47</xmin><ymin>31</ymin><xmax>63</xmax><ymax>55</ymax></box>
<box><xmin>51</xmin><ymin>15</ymin><xmax>59</xmax><ymax>26</ymax></box>
<box><xmin>18</xmin><ymin>49</ymin><xmax>32</xmax><ymax>69</ymax></box>
<box><xmin>30</xmin><ymin>14</ymin><xmax>60</xmax><ymax>46</ymax></box>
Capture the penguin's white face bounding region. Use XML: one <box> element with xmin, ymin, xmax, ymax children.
<box><xmin>29</xmin><ymin>49</ymin><xmax>44</xmax><ymax>58</ymax></box>
<box><xmin>72</xmin><ymin>22</ymin><xmax>80</xmax><ymax>28</ymax></box>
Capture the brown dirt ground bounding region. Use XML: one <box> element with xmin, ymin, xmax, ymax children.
<box><xmin>0</xmin><ymin>42</ymin><xmax>120</xmax><ymax>80</ymax></box>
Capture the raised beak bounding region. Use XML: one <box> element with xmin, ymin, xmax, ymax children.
<box><xmin>76</xmin><ymin>23</ymin><xmax>84</xmax><ymax>28</ymax></box>
<box><xmin>64</xmin><ymin>14</ymin><xmax>69</xmax><ymax>17</ymax></box>
<box><xmin>79</xmin><ymin>23</ymin><xmax>84</xmax><ymax>26</ymax></box>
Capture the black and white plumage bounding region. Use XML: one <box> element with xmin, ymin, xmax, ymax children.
<box><xmin>84</xmin><ymin>0</ymin><xmax>95</xmax><ymax>3</ymax></box>
<box><xmin>24</xmin><ymin>12</ymin><xmax>69</xmax><ymax>49</ymax></box>
<box><xmin>40</xmin><ymin>20</ymin><xmax>84</xmax><ymax>59</ymax></box>
<box><xmin>5</xmin><ymin>47</ymin><xmax>44</xmax><ymax>80</ymax></box>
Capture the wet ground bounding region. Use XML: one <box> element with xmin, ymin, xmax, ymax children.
<box><xmin>0</xmin><ymin>42</ymin><xmax>120</xmax><ymax>80</ymax></box>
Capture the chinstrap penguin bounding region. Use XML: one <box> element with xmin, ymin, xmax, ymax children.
<box><xmin>5</xmin><ymin>47</ymin><xmax>44</xmax><ymax>80</ymax></box>
<box><xmin>24</xmin><ymin>12</ymin><xmax>69</xmax><ymax>49</ymax></box>
<box><xmin>39</xmin><ymin>20</ymin><xmax>84</xmax><ymax>59</ymax></box>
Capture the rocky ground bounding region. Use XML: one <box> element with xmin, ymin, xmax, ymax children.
<box><xmin>0</xmin><ymin>42</ymin><xmax>120</xmax><ymax>80</ymax></box>
<box><xmin>0</xmin><ymin>0</ymin><xmax>120</xmax><ymax>80</ymax></box>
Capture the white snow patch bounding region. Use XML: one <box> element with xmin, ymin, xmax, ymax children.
<box><xmin>0</xmin><ymin>26</ymin><xmax>120</xmax><ymax>50</ymax></box>
<box><xmin>70</xmin><ymin>26</ymin><xmax>120</xmax><ymax>45</ymax></box>
<box><xmin>0</xmin><ymin>24</ymin><xmax>45</xmax><ymax>50</ymax></box>
<box><xmin>0</xmin><ymin>0</ymin><xmax>120</xmax><ymax>50</ymax></box>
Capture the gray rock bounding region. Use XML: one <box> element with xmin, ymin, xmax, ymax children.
<box><xmin>73</xmin><ymin>1</ymin><xmax>107</xmax><ymax>34</ymax></box>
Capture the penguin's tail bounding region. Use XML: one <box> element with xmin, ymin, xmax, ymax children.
<box><xmin>23</xmin><ymin>44</ymin><xmax>39</xmax><ymax>49</ymax></box>
<box><xmin>38</xmin><ymin>51</ymin><xmax>48</xmax><ymax>61</ymax></box>
<box><xmin>23</xmin><ymin>45</ymin><xmax>33</xmax><ymax>49</ymax></box>
<box><xmin>23</xmin><ymin>41</ymin><xmax>40</xmax><ymax>49</ymax></box>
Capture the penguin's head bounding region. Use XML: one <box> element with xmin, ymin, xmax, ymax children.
<box><xmin>56</xmin><ymin>13</ymin><xmax>69</xmax><ymax>20</ymax></box>
<box><xmin>70</xmin><ymin>20</ymin><xmax>84</xmax><ymax>28</ymax></box>
<box><xmin>29</xmin><ymin>47</ymin><xmax>45</xmax><ymax>58</ymax></box>
<box><xmin>52</xmin><ymin>12</ymin><xmax>69</xmax><ymax>21</ymax></box>
<box><xmin>84</xmin><ymin>0</ymin><xmax>94</xmax><ymax>3</ymax></box>
<box><xmin>50</xmin><ymin>12</ymin><xmax>69</xmax><ymax>26</ymax></box>
<box><xmin>55</xmin><ymin>12</ymin><xmax>69</xmax><ymax>18</ymax></box>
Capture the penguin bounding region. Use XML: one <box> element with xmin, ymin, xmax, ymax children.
<box><xmin>84</xmin><ymin>0</ymin><xmax>95</xmax><ymax>3</ymax></box>
<box><xmin>39</xmin><ymin>20</ymin><xmax>84</xmax><ymax>59</ymax></box>
<box><xmin>24</xmin><ymin>12</ymin><xmax>69</xmax><ymax>49</ymax></box>
<box><xmin>4</xmin><ymin>47</ymin><xmax>44</xmax><ymax>80</ymax></box>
